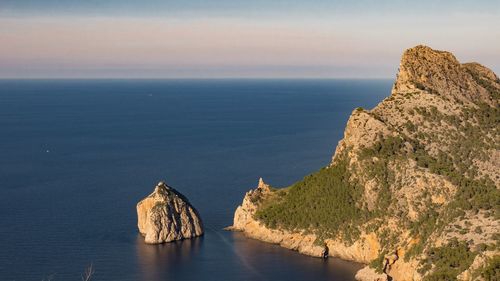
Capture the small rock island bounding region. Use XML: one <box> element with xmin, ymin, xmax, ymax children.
<box><xmin>137</xmin><ymin>181</ymin><xmax>203</xmax><ymax>244</ymax></box>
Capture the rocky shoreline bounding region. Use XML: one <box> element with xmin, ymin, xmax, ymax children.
<box><xmin>227</xmin><ymin>45</ymin><xmax>500</xmax><ymax>281</ymax></box>
<box><xmin>226</xmin><ymin>178</ymin><xmax>391</xmax><ymax>280</ymax></box>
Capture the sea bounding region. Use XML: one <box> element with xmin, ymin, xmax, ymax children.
<box><xmin>0</xmin><ymin>79</ymin><xmax>391</xmax><ymax>281</ymax></box>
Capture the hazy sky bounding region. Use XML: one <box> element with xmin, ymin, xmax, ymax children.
<box><xmin>1</xmin><ymin>1</ymin><xmax>499</xmax><ymax>78</ymax></box>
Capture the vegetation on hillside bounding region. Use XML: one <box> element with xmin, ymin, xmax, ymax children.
<box><xmin>252</xmin><ymin>62</ymin><xmax>499</xmax><ymax>279</ymax></box>
<box><xmin>421</xmin><ymin>239</ymin><xmax>476</xmax><ymax>281</ymax></box>
<box><xmin>255</xmin><ymin>152</ymin><xmax>367</xmax><ymax>244</ymax></box>
<box><xmin>479</xmin><ymin>255</ymin><xmax>500</xmax><ymax>281</ymax></box>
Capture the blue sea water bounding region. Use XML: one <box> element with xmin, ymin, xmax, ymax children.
<box><xmin>0</xmin><ymin>79</ymin><xmax>391</xmax><ymax>281</ymax></box>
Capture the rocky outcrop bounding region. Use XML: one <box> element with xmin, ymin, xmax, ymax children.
<box><xmin>457</xmin><ymin>251</ymin><xmax>497</xmax><ymax>281</ymax></box>
<box><xmin>392</xmin><ymin>45</ymin><xmax>496</xmax><ymax>106</ymax></box>
<box><xmin>325</xmin><ymin>233</ymin><xmax>380</xmax><ymax>264</ymax></box>
<box><xmin>228</xmin><ymin>178</ymin><xmax>382</xmax><ymax>261</ymax></box>
<box><xmin>229</xmin><ymin>45</ymin><xmax>499</xmax><ymax>281</ymax></box>
<box><xmin>355</xmin><ymin>266</ymin><xmax>388</xmax><ymax>281</ymax></box>
<box><xmin>137</xmin><ymin>181</ymin><xmax>203</xmax><ymax>244</ymax></box>
<box><xmin>227</xmin><ymin>178</ymin><xmax>328</xmax><ymax>258</ymax></box>
<box><xmin>230</xmin><ymin>178</ymin><xmax>271</xmax><ymax>231</ymax></box>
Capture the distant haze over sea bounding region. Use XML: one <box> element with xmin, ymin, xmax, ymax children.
<box><xmin>1</xmin><ymin>1</ymin><xmax>499</xmax><ymax>78</ymax></box>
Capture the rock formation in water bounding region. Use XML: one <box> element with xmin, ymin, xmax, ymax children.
<box><xmin>137</xmin><ymin>181</ymin><xmax>203</xmax><ymax>244</ymax></box>
<box><xmin>229</xmin><ymin>45</ymin><xmax>499</xmax><ymax>281</ymax></box>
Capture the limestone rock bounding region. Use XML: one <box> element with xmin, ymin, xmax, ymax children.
<box><xmin>325</xmin><ymin>233</ymin><xmax>381</xmax><ymax>264</ymax></box>
<box><xmin>457</xmin><ymin>251</ymin><xmax>497</xmax><ymax>281</ymax></box>
<box><xmin>392</xmin><ymin>45</ymin><xmax>496</xmax><ymax>105</ymax></box>
<box><xmin>137</xmin><ymin>181</ymin><xmax>203</xmax><ymax>244</ymax></box>
<box><xmin>228</xmin><ymin>178</ymin><xmax>328</xmax><ymax>258</ymax></box>
<box><xmin>355</xmin><ymin>266</ymin><xmax>388</xmax><ymax>281</ymax></box>
<box><xmin>229</xmin><ymin>45</ymin><xmax>499</xmax><ymax>281</ymax></box>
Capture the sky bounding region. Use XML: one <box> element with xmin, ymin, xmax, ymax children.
<box><xmin>0</xmin><ymin>1</ymin><xmax>499</xmax><ymax>78</ymax></box>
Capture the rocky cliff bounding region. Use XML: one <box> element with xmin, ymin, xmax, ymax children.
<box><xmin>229</xmin><ymin>46</ymin><xmax>499</xmax><ymax>281</ymax></box>
<box><xmin>137</xmin><ymin>181</ymin><xmax>203</xmax><ymax>244</ymax></box>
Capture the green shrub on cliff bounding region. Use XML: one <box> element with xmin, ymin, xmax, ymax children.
<box><xmin>244</xmin><ymin>46</ymin><xmax>499</xmax><ymax>281</ymax></box>
<box><xmin>422</xmin><ymin>238</ymin><xmax>476</xmax><ymax>281</ymax></box>
<box><xmin>480</xmin><ymin>255</ymin><xmax>500</xmax><ymax>281</ymax></box>
<box><xmin>255</xmin><ymin>152</ymin><xmax>366</xmax><ymax>243</ymax></box>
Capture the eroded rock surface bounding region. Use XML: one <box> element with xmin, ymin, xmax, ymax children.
<box><xmin>229</xmin><ymin>45</ymin><xmax>500</xmax><ymax>281</ymax></box>
<box><xmin>227</xmin><ymin>178</ymin><xmax>328</xmax><ymax>258</ymax></box>
<box><xmin>137</xmin><ymin>181</ymin><xmax>203</xmax><ymax>244</ymax></box>
<box><xmin>355</xmin><ymin>266</ymin><xmax>388</xmax><ymax>281</ymax></box>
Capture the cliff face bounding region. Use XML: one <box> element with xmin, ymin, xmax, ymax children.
<box><xmin>229</xmin><ymin>46</ymin><xmax>499</xmax><ymax>281</ymax></box>
<box><xmin>228</xmin><ymin>178</ymin><xmax>329</xmax><ymax>257</ymax></box>
<box><xmin>137</xmin><ymin>182</ymin><xmax>203</xmax><ymax>244</ymax></box>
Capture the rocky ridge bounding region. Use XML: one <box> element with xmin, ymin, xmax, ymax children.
<box><xmin>137</xmin><ymin>181</ymin><xmax>203</xmax><ymax>244</ymax></box>
<box><xmin>229</xmin><ymin>46</ymin><xmax>499</xmax><ymax>281</ymax></box>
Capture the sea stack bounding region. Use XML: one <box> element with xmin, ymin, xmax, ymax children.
<box><xmin>137</xmin><ymin>181</ymin><xmax>203</xmax><ymax>244</ymax></box>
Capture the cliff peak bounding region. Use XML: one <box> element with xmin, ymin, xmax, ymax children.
<box><xmin>230</xmin><ymin>45</ymin><xmax>499</xmax><ymax>280</ymax></box>
<box><xmin>393</xmin><ymin>45</ymin><xmax>497</xmax><ymax>105</ymax></box>
<box><xmin>257</xmin><ymin>177</ymin><xmax>271</xmax><ymax>192</ymax></box>
<box><xmin>154</xmin><ymin>181</ymin><xmax>170</xmax><ymax>193</ymax></box>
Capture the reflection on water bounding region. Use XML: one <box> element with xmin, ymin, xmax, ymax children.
<box><xmin>135</xmin><ymin>228</ymin><xmax>363</xmax><ymax>281</ymax></box>
<box><xmin>136</xmin><ymin>234</ymin><xmax>203</xmax><ymax>280</ymax></box>
<box><xmin>230</xmin><ymin>231</ymin><xmax>364</xmax><ymax>281</ymax></box>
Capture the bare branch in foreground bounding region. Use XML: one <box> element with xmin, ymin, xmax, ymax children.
<box><xmin>81</xmin><ymin>263</ymin><xmax>94</xmax><ymax>281</ymax></box>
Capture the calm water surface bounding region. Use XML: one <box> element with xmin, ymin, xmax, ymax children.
<box><xmin>0</xmin><ymin>79</ymin><xmax>391</xmax><ymax>281</ymax></box>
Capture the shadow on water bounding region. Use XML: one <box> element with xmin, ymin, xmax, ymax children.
<box><xmin>229</xmin><ymin>231</ymin><xmax>364</xmax><ymax>281</ymax></box>
<box><xmin>135</xmin><ymin>234</ymin><xmax>203</xmax><ymax>280</ymax></box>
<box><xmin>134</xmin><ymin>229</ymin><xmax>364</xmax><ymax>281</ymax></box>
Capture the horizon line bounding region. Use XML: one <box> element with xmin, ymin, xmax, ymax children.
<box><xmin>0</xmin><ymin>77</ymin><xmax>394</xmax><ymax>80</ymax></box>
